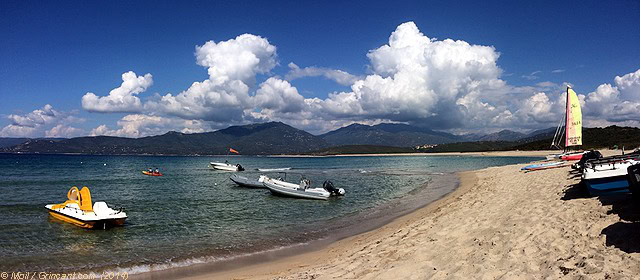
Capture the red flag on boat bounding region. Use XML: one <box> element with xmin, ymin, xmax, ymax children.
<box><xmin>229</xmin><ymin>148</ymin><xmax>239</xmax><ymax>154</ymax></box>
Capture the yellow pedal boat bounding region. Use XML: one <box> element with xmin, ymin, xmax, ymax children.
<box><xmin>45</xmin><ymin>186</ymin><xmax>127</xmax><ymax>229</ymax></box>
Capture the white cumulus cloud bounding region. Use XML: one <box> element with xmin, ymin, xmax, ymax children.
<box><xmin>145</xmin><ymin>34</ymin><xmax>277</xmax><ymax>123</ymax></box>
<box><xmin>309</xmin><ymin>21</ymin><xmax>510</xmax><ymax>130</ymax></box>
<box><xmin>72</xmin><ymin>22</ymin><xmax>640</xmax><ymax>136</ymax></box>
<box><xmin>46</xmin><ymin>124</ymin><xmax>84</xmax><ymax>138</ymax></box>
<box><xmin>0</xmin><ymin>104</ymin><xmax>84</xmax><ymax>138</ymax></box>
<box><xmin>615</xmin><ymin>69</ymin><xmax>640</xmax><ymax>101</ymax></box>
<box><xmin>285</xmin><ymin>62</ymin><xmax>359</xmax><ymax>86</ymax></box>
<box><xmin>90</xmin><ymin>114</ymin><xmax>208</xmax><ymax>138</ymax></box>
<box><xmin>82</xmin><ymin>71</ymin><xmax>153</xmax><ymax>113</ymax></box>
<box><xmin>195</xmin><ymin>34</ymin><xmax>277</xmax><ymax>86</ymax></box>
<box><xmin>580</xmin><ymin>69</ymin><xmax>640</xmax><ymax>126</ymax></box>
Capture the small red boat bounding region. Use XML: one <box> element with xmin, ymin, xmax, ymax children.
<box><xmin>142</xmin><ymin>171</ymin><xmax>163</xmax><ymax>176</ymax></box>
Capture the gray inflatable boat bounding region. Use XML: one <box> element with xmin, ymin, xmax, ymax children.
<box><xmin>229</xmin><ymin>174</ymin><xmax>264</xmax><ymax>188</ymax></box>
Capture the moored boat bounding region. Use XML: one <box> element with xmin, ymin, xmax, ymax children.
<box><xmin>142</xmin><ymin>170</ymin><xmax>163</xmax><ymax>176</ymax></box>
<box><xmin>230</xmin><ymin>174</ymin><xmax>264</xmax><ymax>188</ymax></box>
<box><xmin>259</xmin><ymin>175</ymin><xmax>345</xmax><ymax>200</ymax></box>
<box><xmin>257</xmin><ymin>167</ymin><xmax>291</xmax><ymax>172</ymax></box>
<box><xmin>45</xmin><ymin>186</ymin><xmax>127</xmax><ymax>229</ymax></box>
<box><xmin>210</xmin><ymin>162</ymin><xmax>245</xmax><ymax>171</ymax></box>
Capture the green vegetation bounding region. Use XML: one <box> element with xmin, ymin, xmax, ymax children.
<box><xmin>308</xmin><ymin>145</ymin><xmax>415</xmax><ymax>155</ymax></box>
<box><xmin>513</xmin><ymin>126</ymin><xmax>640</xmax><ymax>151</ymax></box>
<box><xmin>422</xmin><ymin>141</ymin><xmax>516</xmax><ymax>153</ymax></box>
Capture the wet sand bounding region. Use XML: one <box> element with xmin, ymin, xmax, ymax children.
<box><xmin>179</xmin><ymin>150</ymin><xmax>640</xmax><ymax>279</ymax></box>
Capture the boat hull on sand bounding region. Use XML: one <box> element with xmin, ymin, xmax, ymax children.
<box><xmin>582</xmin><ymin>161</ymin><xmax>636</xmax><ymax>196</ymax></box>
<box><xmin>521</xmin><ymin>162</ymin><xmax>565</xmax><ymax>171</ymax></box>
<box><xmin>561</xmin><ymin>152</ymin><xmax>586</xmax><ymax>161</ymax></box>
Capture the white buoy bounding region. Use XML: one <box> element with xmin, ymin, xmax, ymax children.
<box><xmin>104</xmin><ymin>163</ymin><xmax>107</xmax><ymax>166</ymax></box>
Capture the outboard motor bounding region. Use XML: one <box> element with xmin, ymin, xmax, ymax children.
<box><xmin>236</xmin><ymin>164</ymin><xmax>245</xmax><ymax>171</ymax></box>
<box><xmin>628</xmin><ymin>163</ymin><xmax>640</xmax><ymax>199</ymax></box>
<box><xmin>575</xmin><ymin>150</ymin><xmax>602</xmax><ymax>171</ymax></box>
<box><xmin>323</xmin><ymin>180</ymin><xmax>345</xmax><ymax>196</ymax></box>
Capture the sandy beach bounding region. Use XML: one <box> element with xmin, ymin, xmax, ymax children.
<box><xmin>174</xmin><ymin>150</ymin><xmax>640</xmax><ymax>280</ymax></box>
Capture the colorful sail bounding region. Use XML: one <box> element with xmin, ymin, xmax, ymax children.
<box><xmin>229</xmin><ymin>148</ymin><xmax>239</xmax><ymax>154</ymax></box>
<box><xmin>565</xmin><ymin>87</ymin><xmax>582</xmax><ymax>146</ymax></box>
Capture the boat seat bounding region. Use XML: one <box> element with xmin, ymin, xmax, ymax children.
<box><xmin>93</xmin><ymin>202</ymin><xmax>111</xmax><ymax>215</ymax></box>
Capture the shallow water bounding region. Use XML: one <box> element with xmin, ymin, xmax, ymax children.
<box><xmin>0</xmin><ymin>154</ymin><xmax>539</xmax><ymax>273</ymax></box>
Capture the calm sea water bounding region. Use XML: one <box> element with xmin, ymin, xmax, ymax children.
<box><xmin>0</xmin><ymin>154</ymin><xmax>539</xmax><ymax>274</ymax></box>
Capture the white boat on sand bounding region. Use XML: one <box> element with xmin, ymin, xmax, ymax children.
<box><xmin>259</xmin><ymin>175</ymin><xmax>345</xmax><ymax>200</ymax></box>
<box><xmin>210</xmin><ymin>162</ymin><xmax>245</xmax><ymax>171</ymax></box>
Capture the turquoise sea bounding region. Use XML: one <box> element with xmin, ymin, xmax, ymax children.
<box><xmin>0</xmin><ymin>154</ymin><xmax>539</xmax><ymax>274</ymax></box>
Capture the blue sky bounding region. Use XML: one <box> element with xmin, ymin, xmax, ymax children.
<box><xmin>1</xmin><ymin>0</ymin><xmax>639</xmax><ymax>137</ymax></box>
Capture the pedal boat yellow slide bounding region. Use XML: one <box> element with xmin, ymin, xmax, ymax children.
<box><xmin>45</xmin><ymin>186</ymin><xmax>127</xmax><ymax>229</ymax></box>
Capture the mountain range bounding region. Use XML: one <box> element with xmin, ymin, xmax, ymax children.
<box><xmin>2</xmin><ymin>122</ymin><xmax>635</xmax><ymax>155</ymax></box>
<box><xmin>2</xmin><ymin>122</ymin><xmax>326</xmax><ymax>155</ymax></box>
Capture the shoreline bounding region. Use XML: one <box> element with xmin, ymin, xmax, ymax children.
<box><xmin>132</xmin><ymin>171</ymin><xmax>464</xmax><ymax>280</ymax></box>
<box><xmin>133</xmin><ymin>170</ymin><xmax>479</xmax><ymax>280</ymax></box>
<box><xmin>172</xmin><ymin>149</ymin><xmax>638</xmax><ymax>279</ymax></box>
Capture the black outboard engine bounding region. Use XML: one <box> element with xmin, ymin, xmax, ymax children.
<box><xmin>236</xmin><ymin>164</ymin><xmax>245</xmax><ymax>171</ymax></box>
<box><xmin>627</xmin><ymin>163</ymin><xmax>640</xmax><ymax>199</ymax></box>
<box><xmin>323</xmin><ymin>180</ymin><xmax>345</xmax><ymax>196</ymax></box>
<box><xmin>574</xmin><ymin>150</ymin><xmax>603</xmax><ymax>171</ymax></box>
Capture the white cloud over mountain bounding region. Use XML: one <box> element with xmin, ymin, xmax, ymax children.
<box><xmin>0</xmin><ymin>104</ymin><xmax>84</xmax><ymax>138</ymax></box>
<box><xmin>285</xmin><ymin>63</ymin><xmax>359</xmax><ymax>86</ymax></box>
<box><xmin>89</xmin><ymin>114</ymin><xmax>207</xmax><ymax>138</ymax></box>
<box><xmin>583</xmin><ymin>69</ymin><xmax>640</xmax><ymax>124</ymax></box>
<box><xmin>6</xmin><ymin>22</ymin><xmax>636</xmax><ymax>138</ymax></box>
<box><xmin>81</xmin><ymin>71</ymin><xmax>153</xmax><ymax>113</ymax></box>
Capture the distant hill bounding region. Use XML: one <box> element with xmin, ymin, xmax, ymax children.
<box><xmin>515</xmin><ymin>127</ymin><xmax>557</xmax><ymax>143</ymax></box>
<box><xmin>423</xmin><ymin>141</ymin><xmax>517</xmax><ymax>153</ymax></box>
<box><xmin>1</xmin><ymin>122</ymin><xmax>329</xmax><ymax>155</ymax></box>
<box><xmin>462</xmin><ymin>130</ymin><xmax>527</xmax><ymax>142</ymax></box>
<box><xmin>0</xmin><ymin>138</ymin><xmax>30</xmax><ymax>148</ymax></box>
<box><xmin>417</xmin><ymin>126</ymin><xmax>640</xmax><ymax>153</ymax></box>
<box><xmin>0</xmin><ymin>137</ymin><xmax>66</xmax><ymax>148</ymax></box>
<box><xmin>319</xmin><ymin>123</ymin><xmax>459</xmax><ymax>147</ymax></box>
<box><xmin>308</xmin><ymin>145</ymin><xmax>415</xmax><ymax>155</ymax></box>
<box><xmin>514</xmin><ymin>126</ymin><xmax>640</xmax><ymax>150</ymax></box>
<box><xmin>2</xmin><ymin>123</ymin><xmax>636</xmax><ymax>155</ymax></box>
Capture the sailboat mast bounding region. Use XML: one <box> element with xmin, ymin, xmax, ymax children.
<box><xmin>564</xmin><ymin>86</ymin><xmax>570</xmax><ymax>153</ymax></box>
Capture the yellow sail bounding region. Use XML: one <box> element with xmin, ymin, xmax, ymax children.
<box><xmin>565</xmin><ymin>87</ymin><xmax>582</xmax><ymax>146</ymax></box>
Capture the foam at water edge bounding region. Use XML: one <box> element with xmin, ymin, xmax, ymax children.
<box><xmin>97</xmin><ymin>241</ymin><xmax>311</xmax><ymax>275</ymax></box>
